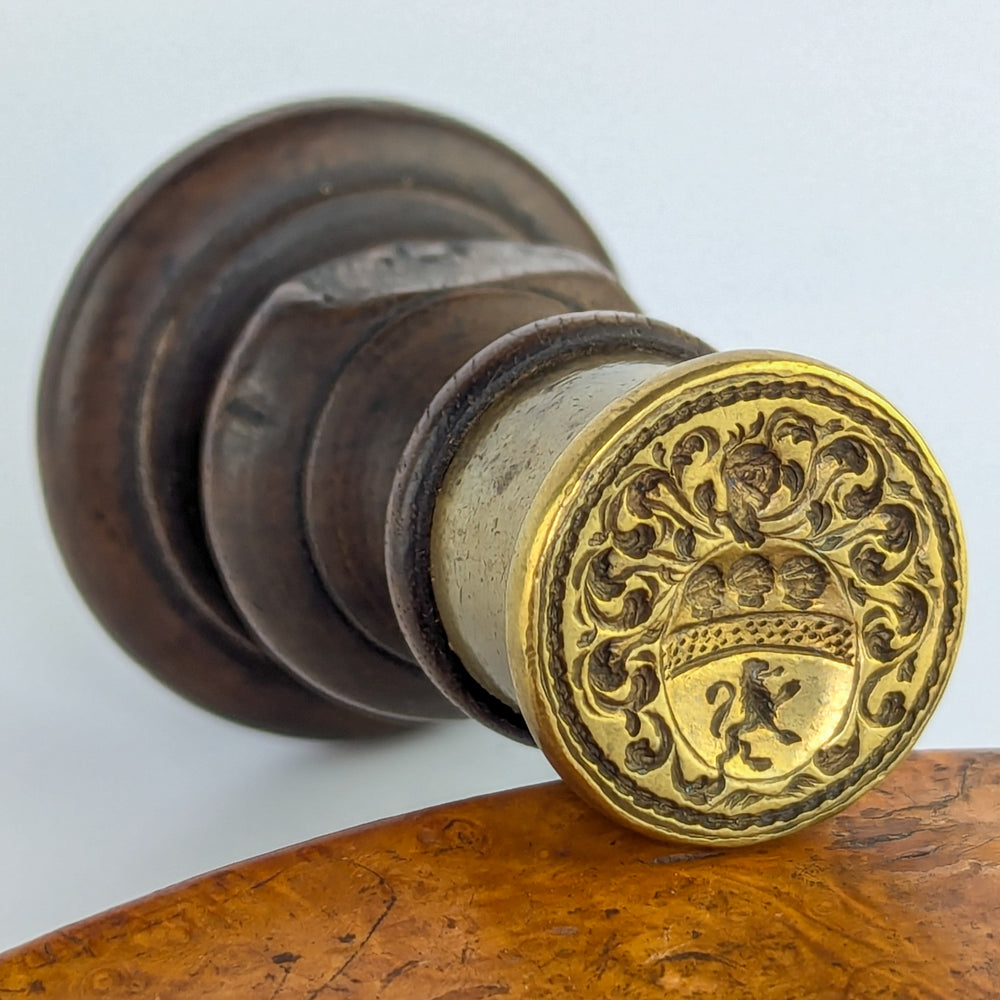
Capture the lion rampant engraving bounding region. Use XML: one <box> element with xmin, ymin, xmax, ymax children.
<box><xmin>707</xmin><ymin>658</ymin><xmax>802</xmax><ymax>774</ymax></box>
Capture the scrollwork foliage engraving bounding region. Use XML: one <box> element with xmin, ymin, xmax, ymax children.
<box><xmin>569</xmin><ymin>402</ymin><xmax>936</xmax><ymax>810</ymax></box>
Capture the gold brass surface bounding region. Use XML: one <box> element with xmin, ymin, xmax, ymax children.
<box><xmin>507</xmin><ymin>351</ymin><xmax>965</xmax><ymax>844</ymax></box>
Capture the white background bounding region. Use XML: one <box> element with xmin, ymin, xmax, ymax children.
<box><xmin>1</xmin><ymin>2</ymin><xmax>997</xmax><ymax>952</ymax></box>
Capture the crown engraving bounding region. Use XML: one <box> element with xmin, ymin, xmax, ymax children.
<box><xmin>663</xmin><ymin>610</ymin><xmax>855</xmax><ymax>677</ymax></box>
<box><xmin>663</xmin><ymin>544</ymin><xmax>855</xmax><ymax>676</ymax></box>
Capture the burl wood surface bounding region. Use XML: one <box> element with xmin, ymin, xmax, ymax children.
<box><xmin>2</xmin><ymin>751</ymin><xmax>997</xmax><ymax>998</ymax></box>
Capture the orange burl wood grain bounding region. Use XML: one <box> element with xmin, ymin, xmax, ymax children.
<box><xmin>1</xmin><ymin>750</ymin><xmax>998</xmax><ymax>998</ymax></box>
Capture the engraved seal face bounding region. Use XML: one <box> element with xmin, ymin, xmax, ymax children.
<box><xmin>509</xmin><ymin>352</ymin><xmax>964</xmax><ymax>844</ymax></box>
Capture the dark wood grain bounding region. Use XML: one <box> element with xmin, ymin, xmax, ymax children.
<box><xmin>2</xmin><ymin>750</ymin><xmax>996</xmax><ymax>997</ymax></box>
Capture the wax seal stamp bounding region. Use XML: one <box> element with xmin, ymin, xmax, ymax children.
<box><xmin>37</xmin><ymin>101</ymin><xmax>965</xmax><ymax>842</ymax></box>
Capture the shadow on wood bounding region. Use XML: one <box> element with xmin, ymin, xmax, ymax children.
<box><xmin>1</xmin><ymin>751</ymin><xmax>997</xmax><ymax>997</ymax></box>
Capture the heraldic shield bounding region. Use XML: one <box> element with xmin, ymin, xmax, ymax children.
<box><xmin>661</xmin><ymin>542</ymin><xmax>857</xmax><ymax>784</ymax></box>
